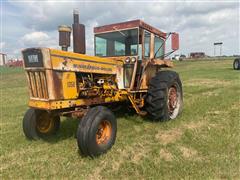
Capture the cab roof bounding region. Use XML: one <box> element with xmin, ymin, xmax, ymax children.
<box><xmin>94</xmin><ymin>19</ymin><xmax>167</xmax><ymax>39</ymax></box>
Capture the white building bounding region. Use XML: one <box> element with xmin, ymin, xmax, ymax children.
<box><xmin>0</xmin><ymin>53</ymin><xmax>7</xmax><ymax>66</ymax></box>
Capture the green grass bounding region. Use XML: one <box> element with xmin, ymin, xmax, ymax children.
<box><xmin>0</xmin><ymin>59</ymin><xmax>239</xmax><ymax>179</ymax></box>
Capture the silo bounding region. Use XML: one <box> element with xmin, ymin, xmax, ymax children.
<box><xmin>0</xmin><ymin>53</ymin><xmax>7</xmax><ymax>66</ymax></box>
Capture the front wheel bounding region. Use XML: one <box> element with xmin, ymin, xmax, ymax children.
<box><xmin>145</xmin><ymin>71</ymin><xmax>183</xmax><ymax>121</ymax></box>
<box><xmin>23</xmin><ymin>108</ymin><xmax>60</xmax><ymax>140</ymax></box>
<box><xmin>77</xmin><ymin>106</ymin><xmax>117</xmax><ymax>157</ymax></box>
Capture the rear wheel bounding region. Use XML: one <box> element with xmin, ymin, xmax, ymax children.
<box><xmin>233</xmin><ymin>58</ymin><xmax>240</xmax><ymax>70</ymax></box>
<box><xmin>77</xmin><ymin>106</ymin><xmax>117</xmax><ymax>157</ymax></box>
<box><xmin>145</xmin><ymin>71</ymin><xmax>183</xmax><ymax>121</ymax></box>
<box><xmin>23</xmin><ymin>108</ymin><xmax>60</xmax><ymax>140</ymax></box>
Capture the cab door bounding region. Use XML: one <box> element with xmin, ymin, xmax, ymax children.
<box><xmin>138</xmin><ymin>30</ymin><xmax>158</xmax><ymax>90</ymax></box>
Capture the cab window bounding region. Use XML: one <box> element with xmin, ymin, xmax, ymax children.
<box><xmin>144</xmin><ymin>31</ymin><xmax>150</xmax><ymax>58</ymax></box>
<box><xmin>115</xmin><ymin>41</ymin><xmax>125</xmax><ymax>56</ymax></box>
<box><xmin>154</xmin><ymin>36</ymin><xmax>164</xmax><ymax>58</ymax></box>
<box><xmin>95</xmin><ymin>37</ymin><xmax>107</xmax><ymax>56</ymax></box>
<box><xmin>95</xmin><ymin>29</ymin><xmax>138</xmax><ymax>57</ymax></box>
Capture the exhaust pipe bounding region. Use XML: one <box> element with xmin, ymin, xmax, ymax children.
<box><xmin>58</xmin><ymin>25</ymin><xmax>71</xmax><ymax>51</ymax></box>
<box><xmin>72</xmin><ymin>9</ymin><xmax>86</xmax><ymax>54</ymax></box>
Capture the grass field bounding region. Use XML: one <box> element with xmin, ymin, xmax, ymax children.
<box><xmin>0</xmin><ymin>59</ymin><xmax>239</xmax><ymax>179</ymax></box>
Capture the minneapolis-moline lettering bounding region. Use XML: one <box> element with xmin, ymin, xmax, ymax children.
<box><xmin>73</xmin><ymin>64</ymin><xmax>112</xmax><ymax>72</ymax></box>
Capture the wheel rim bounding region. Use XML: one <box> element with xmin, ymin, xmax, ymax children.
<box><xmin>234</xmin><ymin>61</ymin><xmax>238</xmax><ymax>69</ymax></box>
<box><xmin>96</xmin><ymin>120</ymin><xmax>112</xmax><ymax>145</ymax></box>
<box><xmin>36</xmin><ymin>112</ymin><xmax>54</xmax><ymax>133</ymax></box>
<box><xmin>167</xmin><ymin>85</ymin><xmax>181</xmax><ymax>119</ymax></box>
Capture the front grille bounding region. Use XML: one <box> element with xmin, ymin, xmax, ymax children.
<box><xmin>27</xmin><ymin>71</ymin><xmax>48</xmax><ymax>99</ymax></box>
<box><xmin>22</xmin><ymin>48</ymin><xmax>43</xmax><ymax>68</ymax></box>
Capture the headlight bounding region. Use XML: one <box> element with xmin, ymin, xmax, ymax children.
<box><xmin>125</xmin><ymin>57</ymin><xmax>130</xmax><ymax>63</ymax></box>
<box><xmin>131</xmin><ymin>57</ymin><xmax>136</xmax><ymax>63</ymax></box>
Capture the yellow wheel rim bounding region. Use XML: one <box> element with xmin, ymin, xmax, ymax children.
<box><xmin>36</xmin><ymin>112</ymin><xmax>54</xmax><ymax>134</ymax></box>
<box><xmin>96</xmin><ymin>120</ymin><xmax>112</xmax><ymax>145</ymax></box>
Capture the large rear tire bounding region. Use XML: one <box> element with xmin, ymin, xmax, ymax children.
<box><xmin>77</xmin><ymin>106</ymin><xmax>117</xmax><ymax>157</ymax></box>
<box><xmin>233</xmin><ymin>58</ymin><xmax>240</xmax><ymax>70</ymax></box>
<box><xmin>23</xmin><ymin>108</ymin><xmax>60</xmax><ymax>140</ymax></box>
<box><xmin>145</xmin><ymin>71</ymin><xmax>183</xmax><ymax>121</ymax></box>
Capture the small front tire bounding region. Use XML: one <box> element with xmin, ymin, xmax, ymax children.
<box><xmin>23</xmin><ymin>108</ymin><xmax>60</xmax><ymax>140</ymax></box>
<box><xmin>77</xmin><ymin>106</ymin><xmax>117</xmax><ymax>157</ymax></box>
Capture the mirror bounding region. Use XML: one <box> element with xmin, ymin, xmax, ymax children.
<box><xmin>171</xmin><ymin>33</ymin><xmax>179</xmax><ymax>51</ymax></box>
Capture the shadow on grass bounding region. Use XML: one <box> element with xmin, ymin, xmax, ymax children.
<box><xmin>109</xmin><ymin>101</ymin><xmax>173</xmax><ymax>124</ymax></box>
<box><xmin>112</xmin><ymin>103</ymin><xmax>147</xmax><ymax>124</ymax></box>
<box><xmin>112</xmin><ymin>103</ymin><xmax>167</xmax><ymax>124</ymax></box>
<box><xmin>42</xmin><ymin>117</ymin><xmax>79</xmax><ymax>143</ymax></box>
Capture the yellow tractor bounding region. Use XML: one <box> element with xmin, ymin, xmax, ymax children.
<box><xmin>22</xmin><ymin>11</ymin><xmax>183</xmax><ymax>157</ymax></box>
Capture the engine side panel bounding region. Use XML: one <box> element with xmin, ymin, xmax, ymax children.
<box><xmin>50</xmin><ymin>49</ymin><xmax>119</xmax><ymax>74</ymax></box>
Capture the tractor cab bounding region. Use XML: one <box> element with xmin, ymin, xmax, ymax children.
<box><xmin>94</xmin><ymin>20</ymin><xmax>179</xmax><ymax>90</ymax></box>
<box><xmin>94</xmin><ymin>20</ymin><xmax>179</xmax><ymax>60</ymax></box>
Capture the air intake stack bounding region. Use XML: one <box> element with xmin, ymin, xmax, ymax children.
<box><xmin>72</xmin><ymin>10</ymin><xmax>86</xmax><ymax>54</ymax></box>
<box><xmin>58</xmin><ymin>25</ymin><xmax>71</xmax><ymax>51</ymax></box>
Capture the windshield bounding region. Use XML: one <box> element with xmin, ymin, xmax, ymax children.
<box><xmin>95</xmin><ymin>28</ymin><xmax>138</xmax><ymax>57</ymax></box>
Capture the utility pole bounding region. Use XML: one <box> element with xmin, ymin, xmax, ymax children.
<box><xmin>213</xmin><ymin>42</ymin><xmax>223</xmax><ymax>56</ymax></box>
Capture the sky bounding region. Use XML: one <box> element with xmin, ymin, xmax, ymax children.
<box><xmin>1</xmin><ymin>0</ymin><xmax>239</xmax><ymax>59</ymax></box>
